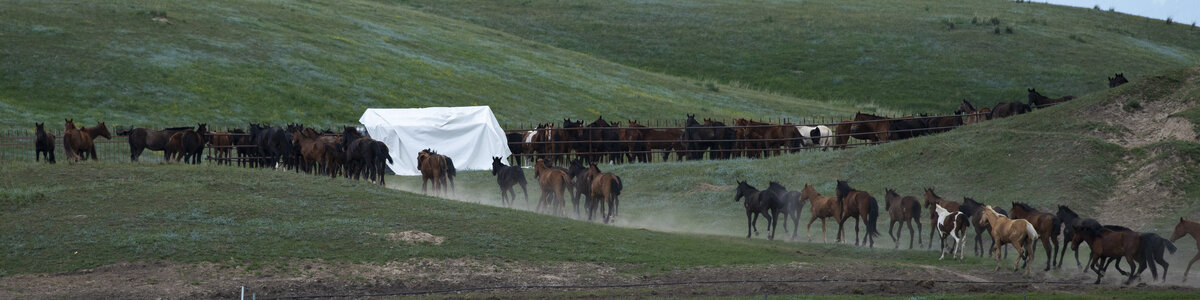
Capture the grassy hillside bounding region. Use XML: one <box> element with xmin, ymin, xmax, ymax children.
<box><xmin>396</xmin><ymin>0</ymin><xmax>1200</xmax><ymax>112</ymax></box>
<box><xmin>0</xmin><ymin>0</ymin><xmax>854</xmax><ymax>129</ymax></box>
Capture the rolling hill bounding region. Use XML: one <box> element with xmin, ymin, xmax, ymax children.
<box><xmin>396</xmin><ymin>0</ymin><xmax>1200</xmax><ymax>112</ymax></box>
<box><xmin>0</xmin><ymin>0</ymin><xmax>854</xmax><ymax>129</ymax></box>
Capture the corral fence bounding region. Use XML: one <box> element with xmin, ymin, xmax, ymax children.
<box><xmin>0</xmin><ymin>129</ymin><xmax>262</xmax><ymax>164</ymax></box>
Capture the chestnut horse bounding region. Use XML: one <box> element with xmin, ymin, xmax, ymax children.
<box><xmin>34</xmin><ymin>122</ymin><xmax>55</xmax><ymax>163</ymax></box>
<box><xmin>955</xmin><ymin>100</ymin><xmax>992</xmax><ymax>125</ymax></box>
<box><xmin>835</xmin><ymin>180</ymin><xmax>880</xmax><ymax>247</ymax></box>
<box><xmin>620</xmin><ymin>120</ymin><xmax>648</xmax><ymax>163</ymax></box>
<box><xmin>980</xmin><ymin>205</ymin><xmax>1039</xmax><ymax>276</ymax></box>
<box><xmin>534</xmin><ymin>159</ymin><xmax>570</xmax><ymax>216</ymax></box>
<box><xmin>1010</xmin><ymin>202</ymin><xmax>1062</xmax><ymax>271</ymax></box>
<box><xmin>1172</xmin><ymin>217</ymin><xmax>1200</xmax><ymax>281</ymax></box>
<box><xmin>1027</xmin><ymin>88</ymin><xmax>1075</xmax><ymax>109</ymax></box>
<box><xmin>884</xmin><ymin>188</ymin><xmax>922</xmax><ymax>249</ymax></box>
<box><xmin>588</xmin><ymin>164</ymin><xmax>623</xmax><ymax>223</ymax></box>
<box><xmin>990</xmin><ymin>101</ymin><xmax>1031</xmax><ymax>119</ymax></box>
<box><xmin>923</xmin><ymin>187</ymin><xmax>961</xmax><ymax>250</ymax></box>
<box><xmin>418</xmin><ymin>149</ymin><xmax>448</xmax><ymax>195</ymax></box>
<box><xmin>64</xmin><ymin>120</ymin><xmax>112</xmax><ymax>161</ymax></box>
<box><xmin>801</xmin><ymin>183</ymin><xmax>841</xmax><ymax>243</ymax></box>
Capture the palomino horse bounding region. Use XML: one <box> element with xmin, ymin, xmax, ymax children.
<box><xmin>1172</xmin><ymin>217</ymin><xmax>1200</xmax><ymax>281</ymax></box>
<box><xmin>1010</xmin><ymin>202</ymin><xmax>1062</xmax><ymax>271</ymax></box>
<box><xmin>1108</xmin><ymin>73</ymin><xmax>1129</xmax><ymax>88</ymax></box>
<box><xmin>979</xmin><ymin>205</ymin><xmax>1039</xmax><ymax>276</ymax></box>
<box><xmin>1027</xmin><ymin>88</ymin><xmax>1075</xmax><ymax>109</ymax></box>
<box><xmin>884</xmin><ymin>188</ymin><xmax>922</xmax><ymax>249</ymax></box>
<box><xmin>491</xmin><ymin>157</ymin><xmax>528</xmax><ymax>208</ymax></box>
<box><xmin>1074</xmin><ymin>223</ymin><xmax>1143</xmax><ymax>284</ymax></box>
<box><xmin>1057</xmin><ymin>205</ymin><xmax>1101</xmax><ymax>269</ymax></box>
<box><xmin>960</xmin><ymin>197</ymin><xmax>1008</xmax><ymax>258</ymax></box>
<box><xmin>801</xmin><ymin>183</ymin><xmax>841</xmax><ymax>243</ymax></box>
<box><xmin>34</xmin><ymin>122</ymin><xmax>55</xmax><ymax>163</ymax></box>
<box><xmin>588</xmin><ymin>164</ymin><xmax>623</xmax><ymax>223</ymax></box>
<box><xmin>418</xmin><ymin>149</ymin><xmax>448</xmax><ymax>195</ymax></box>
<box><xmin>734</xmin><ymin>181</ymin><xmax>782</xmax><ymax>240</ymax></box>
<box><xmin>923</xmin><ymin>187</ymin><xmax>960</xmax><ymax>250</ymax></box>
<box><xmin>534</xmin><ymin>159</ymin><xmax>569</xmax><ymax>216</ymax></box>
<box><xmin>936</xmin><ymin>203</ymin><xmax>968</xmax><ymax>260</ymax></box>
<box><xmin>835</xmin><ymin>180</ymin><xmax>880</xmax><ymax>247</ymax></box>
<box><xmin>955</xmin><ymin>100</ymin><xmax>992</xmax><ymax>125</ymax></box>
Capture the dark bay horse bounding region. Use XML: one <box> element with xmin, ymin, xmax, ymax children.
<box><xmin>835</xmin><ymin>180</ymin><xmax>880</xmax><ymax>247</ymax></box>
<box><xmin>734</xmin><ymin>181</ymin><xmax>782</xmax><ymax>240</ymax></box>
<box><xmin>621</xmin><ymin>120</ymin><xmax>649</xmax><ymax>163</ymax></box>
<box><xmin>1074</xmin><ymin>223</ymin><xmax>1143</xmax><ymax>284</ymax></box>
<box><xmin>683</xmin><ymin>114</ymin><xmax>734</xmax><ymax>160</ymax></box>
<box><xmin>1057</xmin><ymin>205</ymin><xmax>1101</xmax><ymax>269</ymax></box>
<box><xmin>1010</xmin><ymin>202</ymin><xmax>1062</xmax><ymax>271</ymax></box>
<box><xmin>850</xmin><ymin>112</ymin><xmax>891</xmax><ymax>143</ymax></box>
<box><xmin>491</xmin><ymin>157</ymin><xmax>528</xmax><ymax>208</ymax></box>
<box><xmin>884</xmin><ymin>188</ymin><xmax>922</xmax><ymax>249</ymax></box>
<box><xmin>567</xmin><ymin>159</ymin><xmax>592</xmax><ymax>218</ymax></box>
<box><xmin>1027</xmin><ymin>88</ymin><xmax>1075</xmax><ymax>109</ymax></box>
<box><xmin>1108</xmin><ymin>73</ymin><xmax>1129</xmax><ymax>88</ymax></box>
<box><xmin>34</xmin><ymin>122</ymin><xmax>55</xmax><ymax>163</ymax></box>
<box><xmin>635</xmin><ymin>121</ymin><xmax>684</xmax><ymax>161</ymax></box>
<box><xmin>801</xmin><ymin>184</ymin><xmax>841</xmax><ymax>243</ymax></box>
<box><xmin>923</xmin><ymin>187</ymin><xmax>960</xmax><ymax>250</ymax></box>
<box><xmin>1172</xmin><ymin>217</ymin><xmax>1200</xmax><ymax>281</ymax></box>
<box><xmin>990</xmin><ymin>101</ymin><xmax>1031</xmax><ymax>119</ymax></box>
<box><xmin>585</xmin><ymin>117</ymin><xmax>621</xmax><ymax>163</ymax></box>
<box><xmin>122</xmin><ymin>126</ymin><xmax>193</xmax><ymax>162</ymax></box>
<box><xmin>956</xmin><ymin>100</ymin><xmax>992</xmax><ymax>125</ymax></box>
<box><xmin>1137</xmin><ymin>233</ymin><xmax>1176</xmax><ymax>282</ymax></box>
<box><xmin>960</xmin><ymin>197</ymin><xmax>1009</xmax><ymax>258</ymax></box>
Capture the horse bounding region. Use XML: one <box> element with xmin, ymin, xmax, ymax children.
<box><xmin>1074</xmin><ymin>222</ymin><xmax>1144</xmax><ymax>284</ymax></box>
<box><xmin>71</xmin><ymin>121</ymin><xmax>112</xmax><ymax>161</ymax></box>
<box><xmin>567</xmin><ymin>159</ymin><xmax>592</xmax><ymax>218</ymax></box>
<box><xmin>767</xmin><ymin>182</ymin><xmax>806</xmax><ymax>240</ymax></box>
<box><xmin>796</xmin><ymin>125</ymin><xmax>833</xmax><ymax>151</ymax></box>
<box><xmin>207</xmin><ymin>129</ymin><xmax>236</xmax><ymax>166</ymax></box>
<box><xmin>1010</xmin><ymin>202</ymin><xmax>1062</xmax><ymax>271</ymax></box>
<box><xmin>491</xmin><ymin>157</ymin><xmax>528</xmax><ymax>208</ymax></box>
<box><xmin>523</xmin><ymin>123</ymin><xmax>558</xmax><ymax>164</ymax></box>
<box><xmin>560</xmin><ymin>119</ymin><xmax>586</xmax><ymax>162</ymax></box>
<box><xmin>1171</xmin><ymin>217</ymin><xmax>1200</xmax><ymax>281</ymax></box>
<box><xmin>955</xmin><ymin>100</ymin><xmax>992</xmax><ymax>125</ymax></box>
<box><xmin>417</xmin><ymin>149</ymin><xmax>448</xmax><ymax>195</ymax></box>
<box><xmin>884</xmin><ymin>188</ymin><xmax>922</xmax><ymax>249</ymax></box>
<box><xmin>888</xmin><ymin>116</ymin><xmax>928</xmax><ymax>140</ymax></box>
<box><xmin>620</xmin><ymin>120</ymin><xmax>648</xmax><ymax>163</ymax></box>
<box><xmin>801</xmin><ymin>183</ymin><xmax>841</xmax><ymax>243</ymax></box>
<box><xmin>1027</xmin><ymin>88</ymin><xmax>1075</xmax><ymax>109</ymax></box>
<box><xmin>533</xmin><ymin>159</ymin><xmax>570</xmax><ymax>216</ymax></box>
<box><xmin>34</xmin><ymin>122</ymin><xmax>55</xmax><ymax>163</ymax></box>
<box><xmin>734</xmin><ymin>181</ymin><xmax>781</xmax><ymax>240</ymax></box>
<box><xmin>850</xmin><ymin>112</ymin><xmax>891</xmax><ymax>143</ymax></box>
<box><xmin>936</xmin><ymin>203</ymin><xmax>969</xmax><ymax>260</ymax></box>
<box><xmin>703</xmin><ymin>118</ymin><xmax>737</xmax><ymax>159</ymax></box>
<box><xmin>925</xmin><ymin>114</ymin><xmax>962</xmax><ymax>134</ymax></box>
<box><xmin>989</xmin><ymin>101</ymin><xmax>1031</xmax><ymax>119</ymax></box>
<box><xmin>252</xmin><ymin>124</ymin><xmax>293</xmax><ymax>169</ymax></box>
<box><xmin>683</xmin><ymin>114</ymin><xmax>733</xmax><ymax>160</ymax></box>
<box><xmin>506</xmin><ymin>130</ymin><xmax>527</xmax><ymax>166</ymax></box>
<box><xmin>1057</xmin><ymin>205</ymin><xmax>1101</xmax><ymax>269</ymax></box>
<box><xmin>1108</xmin><ymin>73</ymin><xmax>1129</xmax><ymax>88</ymax></box>
<box><xmin>923</xmin><ymin>187</ymin><xmax>961</xmax><ymax>250</ymax></box>
<box><xmin>835</xmin><ymin>180</ymin><xmax>880</xmax><ymax>247</ymax></box>
<box><xmin>588</xmin><ymin>165</ymin><xmax>623</xmax><ymax>224</ymax></box>
<box><xmin>1137</xmin><ymin>233</ymin><xmax>1176</xmax><ymax>282</ymax></box>
<box><xmin>120</xmin><ymin>126</ymin><xmax>191</xmax><ymax>162</ymax></box>
<box><xmin>585</xmin><ymin>117</ymin><xmax>621</xmax><ymax>163</ymax></box>
<box><xmin>979</xmin><ymin>205</ymin><xmax>1039</xmax><ymax>276</ymax></box>
<box><xmin>180</xmin><ymin>124</ymin><xmax>208</xmax><ymax>164</ymax></box>
<box><xmin>960</xmin><ymin>197</ymin><xmax>1007</xmax><ymax>258</ymax></box>
<box><xmin>733</xmin><ymin>119</ymin><xmax>797</xmax><ymax>157</ymax></box>
<box><xmin>635</xmin><ymin>121</ymin><xmax>684</xmax><ymax>161</ymax></box>
<box><xmin>293</xmin><ymin>127</ymin><xmax>336</xmax><ymax>174</ymax></box>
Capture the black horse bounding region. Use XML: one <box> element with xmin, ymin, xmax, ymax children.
<box><xmin>960</xmin><ymin>197</ymin><xmax>1000</xmax><ymax>257</ymax></box>
<box><xmin>585</xmin><ymin>116</ymin><xmax>620</xmax><ymax>163</ymax></box>
<box><xmin>34</xmin><ymin>122</ymin><xmax>55</xmax><ymax>163</ymax></box>
<box><xmin>734</xmin><ymin>181</ymin><xmax>782</xmax><ymax>240</ymax></box>
<box><xmin>567</xmin><ymin>159</ymin><xmax>591</xmax><ymax>218</ymax></box>
<box><xmin>1027</xmin><ymin>88</ymin><xmax>1075</xmax><ymax>109</ymax></box>
<box><xmin>1058</xmin><ymin>205</ymin><xmax>1101</xmax><ymax>269</ymax></box>
<box><xmin>491</xmin><ymin>157</ymin><xmax>528</xmax><ymax>207</ymax></box>
<box><xmin>1108</xmin><ymin>73</ymin><xmax>1129</xmax><ymax>88</ymax></box>
<box><xmin>889</xmin><ymin>117</ymin><xmax>929</xmax><ymax>140</ymax></box>
<box><xmin>767</xmin><ymin>181</ymin><xmax>806</xmax><ymax>240</ymax></box>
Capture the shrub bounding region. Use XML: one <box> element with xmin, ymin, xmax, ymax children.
<box><xmin>1124</xmin><ymin>99</ymin><xmax>1143</xmax><ymax>112</ymax></box>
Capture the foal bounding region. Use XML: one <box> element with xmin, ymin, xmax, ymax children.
<box><xmin>936</xmin><ymin>204</ymin><xmax>968</xmax><ymax>260</ymax></box>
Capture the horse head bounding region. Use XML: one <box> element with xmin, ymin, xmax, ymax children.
<box><xmin>36</xmin><ymin>122</ymin><xmax>44</xmax><ymax>132</ymax></box>
<box><xmin>491</xmin><ymin>157</ymin><xmax>503</xmax><ymax>175</ymax></box>
<box><xmin>733</xmin><ymin>180</ymin><xmax>751</xmax><ymax>202</ymax></box>
<box><xmin>65</xmin><ymin>119</ymin><xmax>76</xmax><ymax>130</ymax></box>
<box><xmin>94</xmin><ymin>122</ymin><xmax>112</xmax><ymax>139</ymax></box>
<box><xmin>1172</xmin><ymin>217</ymin><xmax>1192</xmax><ymax>243</ymax></box>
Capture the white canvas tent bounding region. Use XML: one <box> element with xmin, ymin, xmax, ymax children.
<box><xmin>359</xmin><ymin>106</ymin><xmax>512</xmax><ymax>176</ymax></box>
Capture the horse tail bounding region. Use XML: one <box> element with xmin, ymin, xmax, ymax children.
<box><xmin>908</xmin><ymin>199</ymin><xmax>921</xmax><ymax>222</ymax></box>
<box><xmin>1167</xmin><ymin>238</ymin><xmax>1178</xmax><ymax>254</ymax></box>
<box><xmin>1024</xmin><ymin>222</ymin><xmax>1039</xmax><ymax>242</ymax></box>
<box><xmin>610</xmin><ymin>176</ymin><xmax>623</xmax><ymax>197</ymax></box>
<box><xmin>866</xmin><ymin>196</ymin><xmax>880</xmax><ymax>237</ymax></box>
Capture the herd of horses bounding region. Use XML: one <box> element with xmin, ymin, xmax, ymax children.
<box><xmin>35</xmin><ymin>119</ymin><xmax>394</xmax><ymax>185</ymax></box>
<box><xmin>485</xmin><ymin>156</ymin><xmax>623</xmax><ymax>224</ymax></box>
<box><xmin>506</xmin><ymin>86</ymin><xmax>1090</xmax><ymax>166</ymax></box>
<box><xmin>732</xmin><ymin>179</ymin><xmax>1195</xmax><ymax>285</ymax></box>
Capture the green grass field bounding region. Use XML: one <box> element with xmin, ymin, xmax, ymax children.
<box><xmin>0</xmin><ymin>0</ymin><xmax>857</xmax><ymax>130</ymax></box>
<box><xmin>396</xmin><ymin>0</ymin><xmax>1200</xmax><ymax>112</ymax></box>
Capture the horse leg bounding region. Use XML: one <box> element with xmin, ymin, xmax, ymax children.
<box><xmin>1127</xmin><ymin>255</ymin><xmax>1144</xmax><ymax>285</ymax></box>
<box><xmin>1052</xmin><ymin>236</ymin><xmax>1061</xmax><ymax>270</ymax></box>
<box><xmin>928</xmin><ymin>218</ymin><xmax>936</xmax><ymax>249</ymax></box>
<box><xmin>1042</xmin><ymin>236</ymin><xmax>1053</xmax><ymax>271</ymax></box>
<box><xmin>805</xmin><ymin>217</ymin><xmax>818</xmax><ymax>242</ymax></box>
<box><xmin>907</xmin><ymin>221</ymin><xmax>916</xmax><ymax>249</ymax></box>
<box><xmin>745</xmin><ymin>211</ymin><xmax>754</xmax><ymax>239</ymax></box>
<box><xmin>1185</xmin><ymin>253</ymin><xmax>1200</xmax><ymax>282</ymax></box>
<box><xmin>888</xmin><ymin>221</ymin><xmax>898</xmax><ymax>248</ymax></box>
<box><xmin>854</xmin><ymin>216</ymin><xmax>862</xmax><ymax>246</ymax></box>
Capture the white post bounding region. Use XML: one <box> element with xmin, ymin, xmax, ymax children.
<box><xmin>240</xmin><ymin>286</ymin><xmax>245</xmax><ymax>300</ymax></box>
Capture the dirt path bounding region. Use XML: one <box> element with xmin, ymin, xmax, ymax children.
<box><xmin>0</xmin><ymin>258</ymin><xmax>1193</xmax><ymax>299</ymax></box>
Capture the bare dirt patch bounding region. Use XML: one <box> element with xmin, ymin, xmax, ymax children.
<box><xmin>1087</xmin><ymin>96</ymin><xmax>1197</xmax><ymax>149</ymax></box>
<box><xmin>688</xmin><ymin>183</ymin><xmax>732</xmax><ymax>194</ymax></box>
<box><xmin>386</xmin><ymin>230</ymin><xmax>445</xmax><ymax>245</ymax></box>
<box><xmin>0</xmin><ymin>258</ymin><xmax>1191</xmax><ymax>299</ymax></box>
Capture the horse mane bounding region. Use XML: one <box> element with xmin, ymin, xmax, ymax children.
<box><xmin>1057</xmin><ymin>205</ymin><xmax>1079</xmax><ymax>220</ymax></box>
<box><xmin>927</xmin><ymin>188</ymin><xmax>941</xmax><ymax>200</ymax></box>
<box><xmin>1104</xmin><ymin>225</ymin><xmax>1132</xmax><ymax>232</ymax></box>
<box><xmin>1012</xmin><ymin>202</ymin><xmax>1037</xmax><ymax>213</ymax></box>
<box><xmin>835</xmin><ymin>180</ymin><xmax>853</xmax><ymax>199</ymax></box>
<box><xmin>961</xmin><ymin>100</ymin><xmax>976</xmax><ymax>111</ymax></box>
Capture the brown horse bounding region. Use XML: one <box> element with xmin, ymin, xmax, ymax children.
<box><xmin>121</xmin><ymin>126</ymin><xmax>193</xmax><ymax>162</ymax></box>
<box><xmin>620</xmin><ymin>120</ymin><xmax>648</xmax><ymax>163</ymax></box>
<box><xmin>923</xmin><ymin>187</ymin><xmax>960</xmax><ymax>250</ymax></box>
<box><xmin>534</xmin><ymin>158</ymin><xmax>569</xmax><ymax>216</ymax></box>
<box><xmin>835</xmin><ymin>180</ymin><xmax>880</xmax><ymax>247</ymax></box>
<box><xmin>1074</xmin><ymin>223</ymin><xmax>1143</xmax><ymax>284</ymax></box>
<box><xmin>801</xmin><ymin>184</ymin><xmax>841</xmax><ymax>243</ymax></box>
<box><xmin>418</xmin><ymin>149</ymin><xmax>448</xmax><ymax>195</ymax></box>
<box><xmin>208</xmin><ymin>130</ymin><xmax>235</xmax><ymax>166</ymax></box>
<box><xmin>990</xmin><ymin>101</ymin><xmax>1031</xmax><ymax>119</ymax></box>
<box><xmin>34</xmin><ymin>122</ymin><xmax>55</xmax><ymax>163</ymax></box>
<box><xmin>955</xmin><ymin>100</ymin><xmax>992</xmax><ymax>125</ymax></box>
<box><xmin>1172</xmin><ymin>217</ymin><xmax>1200</xmax><ymax>281</ymax></box>
<box><xmin>1010</xmin><ymin>202</ymin><xmax>1062</xmax><ymax>271</ymax></box>
<box><xmin>588</xmin><ymin>164</ymin><xmax>623</xmax><ymax>223</ymax></box>
<box><xmin>637</xmin><ymin>122</ymin><xmax>684</xmax><ymax>162</ymax></box>
<box><xmin>884</xmin><ymin>188</ymin><xmax>923</xmax><ymax>249</ymax></box>
<box><xmin>64</xmin><ymin>120</ymin><xmax>111</xmax><ymax>161</ymax></box>
<box><xmin>850</xmin><ymin>112</ymin><xmax>891</xmax><ymax>143</ymax></box>
<box><xmin>733</xmin><ymin>119</ymin><xmax>797</xmax><ymax>157</ymax></box>
<box><xmin>1027</xmin><ymin>88</ymin><xmax>1075</xmax><ymax>109</ymax></box>
<box><xmin>980</xmin><ymin>205</ymin><xmax>1039</xmax><ymax>276</ymax></box>
<box><xmin>164</xmin><ymin>125</ymin><xmax>207</xmax><ymax>164</ymax></box>
<box><xmin>293</xmin><ymin>128</ymin><xmax>337</xmax><ymax>175</ymax></box>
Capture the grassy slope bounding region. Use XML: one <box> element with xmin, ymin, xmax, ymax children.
<box><xmin>397</xmin><ymin>0</ymin><xmax>1200</xmax><ymax>112</ymax></box>
<box><xmin>0</xmin><ymin>0</ymin><xmax>851</xmax><ymax>129</ymax></box>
